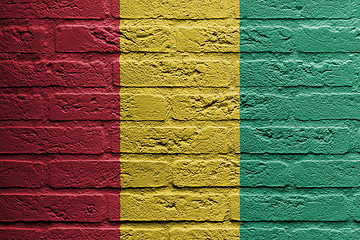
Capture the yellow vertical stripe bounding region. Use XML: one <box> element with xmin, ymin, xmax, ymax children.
<box><xmin>119</xmin><ymin>0</ymin><xmax>240</xmax><ymax>238</ymax></box>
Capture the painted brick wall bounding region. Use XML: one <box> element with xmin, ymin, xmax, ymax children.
<box><xmin>0</xmin><ymin>0</ymin><xmax>121</xmax><ymax>239</ymax></box>
<box><xmin>240</xmin><ymin>0</ymin><xmax>360</xmax><ymax>239</ymax></box>
<box><xmin>5</xmin><ymin>0</ymin><xmax>358</xmax><ymax>239</ymax></box>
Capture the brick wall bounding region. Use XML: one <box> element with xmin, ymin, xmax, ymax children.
<box><xmin>3</xmin><ymin>0</ymin><xmax>356</xmax><ymax>239</ymax></box>
<box><xmin>240</xmin><ymin>0</ymin><xmax>360</xmax><ymax>239</ymax></box>
<box><xmin>0</xmin><ymin>0</ymin><xmax>121</xmax><ymax>239</ymax></box>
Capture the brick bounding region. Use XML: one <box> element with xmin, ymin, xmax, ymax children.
<box><xmin>291</xmin><ymin>229</ymin><xmax>348</xmax><ymax>240</ymax></box>
<box><xmin>111</xmin><ymin>0</ymin><xmax>120</xmax><ymax>18</ymax></box>
<box><xmin>119</xmin><ymin>194</ymin><xmax>226</xmax><ymax>221</ymax></box>
<box><xmin>175</xmin><ymin>26</ymin><xmax>239</xmax><ymax>53</ymax></box>
<box><xmin>0</xmin><ymin>229</ymin><xmax>44</xmax><ymax>240</ymax></box>
<box><xmin>295</xmin><ymin>94</ymin><xmax>360</xmax><ymax>120</ymax></box>
<box><xmin>230</xmin><ymin>194</ymin><xmax>240</xmax><ymax>220</ymax></box>
<box><xmin>120</xmin><ymin>26</ymin><xmax>239</xmax><ymax>53</ymax></box>
<box><xmin>296</xmin><ymin>27</ymin><xmax>360</xmax><ymax>52</ymax></box>
<box><xmin>240</xmin><ymin>0</ymin><xmax>352</xmax><ymax>19</ymax></box>
<box><xmin>48</xmin><ymin>228</ymin><xmax>120</xmax><ymax>240</ymax></box>
<box><xmin>169</xmin><ymin>228</ymin><xmax>240</xmax><ymax>240</ymax></box>
<box><xmin>230</xmin><ymin>127</ymin><xmax>240</xmax><ymax>154</ymax></box>
<box><xmin>0</xmin><ymin>94</ymin><xmax>44</xmax><ymax>120</ymax></box>
<box><xmin>292</xmin><ymin>161</ymin><xmax>360</xmax><ymax>187</ymax></box>
<box><xmin>108</xmin><ymin>127</ymin><xmax>120</xmax><ymax>153</ymax></box>
<box><xmin>120</xmin><ymin>26</ymin><xmax>174</xmax><ymax>53</ymax></box>
<box><xmin>117</xmin><ymin>0</ymin><xmax>236</xmax><ymax>19</ymax></box>
<box><xmin>120</xmin><ymin>127</ymin><xmax>235</xmax><ymax>154</ymax></box>
<box><xmin>293</xmin><ymin>229</ymin><xmax>360</xmax><ymax>240</ymax></box>
<box><xmin>121</xmin><ymin>94</ymin><xmax>168</xmax><ymax>121</ymax></box>
<box><xmin>0</xmin><ymin>61</ymin><xmax>107</xmax><ymax>87</ymax></box>
<box><xmin>240</xmin><ymin>27</ymin><xmax>294</xmax><ymax>52</ymax></box>
<box><xmin>240</xmin><ymin>161</ymin><xmax>288</xmax><ymax>187</ymax></box>
<box><xmin>0</xmin><ymin>0</ymin><xmax>105</xmax><ymax>19</ymax></box>
<box><xmin>0</xmin><ymin>27</ymin><xmax>46</xmax><ymax>53</ymax></box>
<box><xmin>351</xmin><ymin>230</ymin><xmax>360</xmax><ymax>239</ymax></box>
<box><xmin>120</xmin><ymin>229</ymin><xmax>167</xmax><ymax>239</ymax></box>
<box><xmin>238</xmin><ymin>194</ymin><xmax>348</xmax><ymax>221</ymax></box>
<box><xmin>112</xmin><ymin>61</ymin><xmax>120</xmax><ymax>86</ymax></box>
<box><xmin>241</xmin><ymin>228</ymin><xmax>287</xmax><ymax>240</ymax></box>
<box><xmin>117</xmin><ymin>60</ymin><xmax>234</xmax><ymax>87</ymax></box>
<box><xmin>171</xmin><ymin>94</ymin><xmax>239</xmax><ymax>121</ymax></box>
<box><xmin>0</xmin><ymin>161</ymin><xmax>47</xmax><ymax>188</ymax></box>
<box><xmin>0</xmin><ymin>127</ymin><xmax>104</xmax><ymax>154</ymax></box>
<box><xmin>352</xmin><ymin>195</ymin><xmax>360</xmax><ymax>221</ymax></box>
<box><xmin>0</xmin><ymin>194</ymin><xmax>106</xmax><ymax>222</ymax></box>
<box><xmin>121</xmin><ymin>161</ymin><xmax>170</xmax><ymax>188</ymax></box>
<box><xmin>240</xmin><ymin>60</ymin><xmax>355</xmax><ymax>87</ymax></box>
<box><xmin>50</xmin><ymin>94</ymin><xmax>120</xmax><ymax>121</ymax></box>
<box><xmin>240</xmin><ymin>94</ymin><xmax>291</xmax><ymax>120</ymax></box>
<box><xmin>50</xmin><ymin>161</ymin><xmax>120</xmax><ymax>188</ymax></box>
<box><xmin>108</xmin><ymin>194</ymin><xmax>120</xmax><ymax>221</ymax></box>
<box><xmin>240</xmin><ymin>127</ymin><xmax>351</xmax><ymax>154</ymax></box>
<box><xmin>56</xmin><ymin>26</ymin><xmax>119</xmax><ymax>52</ymax></box>
<box><xmin>173</xmin><ymin>160</ymin><xmax>239</xmax><ymax>187</ymax></box>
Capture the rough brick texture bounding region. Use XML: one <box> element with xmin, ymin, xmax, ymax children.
<box><xmin>50</xmin><ymin>161</ymin><xmax>121</xmax><ymax>188</ymax></box>
<box><xmin>0</xmin><ymin>161</ymin><xmax>47</xmax><ymax>188</ymax></box>
<box><xmin>0</xmin><ymin>94</ymin><xmax>44</xmax><ymax>120</ymax></box>
<box><xmin>116</xmin><ymin>0</ymin><xmax>240</xmax><ymax>237</ymax></box>
<box><xmin>0</xmin><ymin>0</ymin><xmax>120</xmax><ymax>238</ymax></box>
<box><xmin>5</xmin><ymin>0</ymin><xmax>359</xmax><ymax>238</ymax></box>
<box><xmin>0</xmin><ymin>61</ymin><xmax>107</xmax><ymax>87</ymax></box>
<box><xmin>0</xmin><ymin>0</ymin><xmax>105</xmax><ymax>19</ymax></box>
<box><xmin>240</xmin><ymin>0</ymin><xmax>360</xmax><ymax>238</ymax></box>
<box><xmin>0</xmin><ymin>127</ymin><xmax>105</xmax><ymax>154</ymax></box>
<box><xmin>0</xmin><ymin>27</ymin><xmax>47</xmax><ymax>53</ymax></box>
<box><xmin>0</xmin><ymin>194</ymin><xmax>107</xmax><ymax>222</ymax></box>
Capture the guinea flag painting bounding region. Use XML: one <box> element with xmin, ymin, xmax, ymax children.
<box><xmin>1</xmin><ymin>0</ymin><xmax>357</xmax><ymax>239</ymax></box>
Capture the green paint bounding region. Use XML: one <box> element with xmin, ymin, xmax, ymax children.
<box><xmin>240</xmin><ymin>0</ymin><xmax>360</xmax><ymax>238</ymax></box>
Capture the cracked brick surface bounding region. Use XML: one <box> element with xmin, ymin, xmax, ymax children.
<box><xmin>240</xmin><ymin>0</ymin><xmax>360</xmax><ymax>238</ymax></box>
<box><xmin>0</xmin><ymin>0</ymin><xmax>121</xmax><ymax>238</ymax></box>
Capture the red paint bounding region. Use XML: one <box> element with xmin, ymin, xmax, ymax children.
<box><xmin>0</xmin><ymin>127</ymin><xmax>106</xmax><ymax>154</ymax></box>
<box><xmin>0</xmin><ymin>228</ymin><xmax>121</xmax><ymax>240</ymax></box>
<box><xmin>50</xmin><ymin>93</ymin><xmax>120</xmax><ymax>120</ymax></box>
<box><xmin>0</xmin><ymin>27</ymin><xmax>47</xmax><ymax>53</ymax></box>
<box><xmin>55</xmin><ymin>26</ymin><xmax>120</xmax><ymax>53</ymax></box>
<box><xmin>0</xmin><ymin>161</ymin><xmax>47</xmax><ymax>188</ymax></box>
<box><xmin>0</xmin><ymin>229</ymin><xmax>43</xmax><ymax>240</ymax></box>
<box><xmin>48</xmin><ymin>228</ymin><xmax>121</xmax><ymax>239</ymax></box>
<box><xmin>0</xmin><ymin>0</ymin><xmax>121</xmax><ymax>237</ymax></box>
<box><xmin>108</xmin><ymin>194</ymin><xmax>121</xmax><ymax>221</ymax></box>
<box><xmin>50</xmin><ymin>161</ymin><xmax>121</xmax><ymax>188</ymax></box>
<box><xmin>112</xmin><ymin>0</ymin><xmax>121</xmax><ymax>18</ymax></box>
<box><xmin>0</xmin><ymin>194</ymin><xmax>107</xmax><ymax>222</ymax></box>
<box><xmin>0</xmin><ymin>61</ymin><xmax>108</xmax><ymax>87</ymax></box>
<box><xmin>0</xmin><ymin>0</ymin><xmax>106</xmax><ymax>19</ymax></box>
<box><xmin>109</xmin><ymin>127</ymin><xmax>121</xmax><ymax>153</ymax></box>
<box><xmin>0</xmin><ymin>94</ymin><xmax>44</xmax><ymax>120</ymax></box>
<box><xmin>112</xmin><ymin>61</ymin><xmax>121</xmax><ymax>86</ymax></box>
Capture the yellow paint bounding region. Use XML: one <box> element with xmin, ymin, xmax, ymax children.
<box><xmin>119</xmin><ymin>0</ymin><xmax>240</xmax><ymax>238</ymax></box>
